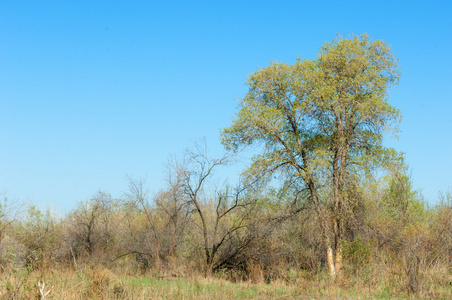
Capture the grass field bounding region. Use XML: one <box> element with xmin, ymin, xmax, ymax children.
<box><xmin>2</xmin><ymin>265</ymin><xmax>451</xmax><ymax>299</ymax></box>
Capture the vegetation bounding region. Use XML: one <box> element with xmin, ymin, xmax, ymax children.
<box><xmin>221</xmin><ymin>33</ymin><xmax>401</xmax><ymax>278</ymax></box>
<box><xmin>1</xmin><ymin>34</ymin><xmax>451</xmax><ymax>299</ymax></box>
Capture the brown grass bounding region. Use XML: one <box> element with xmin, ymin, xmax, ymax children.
<box><xmin>1</xmin><ymin>262</ymin><xmax>451</xmax><ymax>299</ymax></box>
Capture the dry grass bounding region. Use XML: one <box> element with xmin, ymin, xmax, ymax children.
<box><xmin>1</xmin><ymin>263</ymin><xmax>451</xmax><ymax>299</ymax></box>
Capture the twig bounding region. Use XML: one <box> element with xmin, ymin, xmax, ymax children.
<box><xmin>37</xmin><ymin>280</ymin><xmax>52</xmax><ymax>300</ymax></box>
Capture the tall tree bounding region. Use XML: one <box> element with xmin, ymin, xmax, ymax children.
<box><xmin>221</xmin><ymin>34</ymin><xmax>401</xmax><ymax>277</ymax></box>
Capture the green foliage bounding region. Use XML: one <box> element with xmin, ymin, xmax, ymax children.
<box><xmin>13</xmin><ymin>204</ymin><xmax>61</xmax><ymax>268</ymax></box>
<box><xmin>381</xmin><ymin>170</ymin><xmax>426</xmax><ymax>226</ymax></box>
<box><xmin>221</xmin><ymin>34</ymin><xmax>402</xmax><ymax>277</ymax></box>
<box><xmin>342</xmin><ymin>237</ymin><xmax>371</xmax><ymax>270</ymax></box>
<box><xmin>221</xmin><ymin>33</ymin><xmax>401</xmax><ymax>205</ymax></box>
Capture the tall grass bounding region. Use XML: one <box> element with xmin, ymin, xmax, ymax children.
<box><xmin>1</xmin><ymin>261</ymin><xmax>451</xmax><ymax>299</ymax></box>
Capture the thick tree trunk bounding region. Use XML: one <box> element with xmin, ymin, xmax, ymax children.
<box><xmin>307</xmin><ymin>179</ymin><xmax>339</xmax><ymax>278</ymax></box>
<box><xmin>326</xmin><ymin>242</ymin><xmax>336</xmax><ymax>278</ymax></box>
<box><xmin>325</xmin><ymin>240</ymin><xmax>344</xmax><ymax>278</ymax></box>
<box><xmin>332</xmin><ymin>216</ymin><xmax>344</xmax><ymax>275</ymax></box>
<box><xmin>331</xmin><ymin>122</ymin><xmax>347</xmax><ymax>277</ymax></box>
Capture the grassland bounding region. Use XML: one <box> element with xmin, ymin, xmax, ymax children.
<box><xmin>2</xmin><ymin>265</ymin><xmax>451</xmax><ymax>299</ymax></box>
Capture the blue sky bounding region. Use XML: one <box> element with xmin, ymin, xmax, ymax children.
<box><xmin>0</xmin><ymin>0</ymin><xmax>451</xmax><ymax>213</ymax></box>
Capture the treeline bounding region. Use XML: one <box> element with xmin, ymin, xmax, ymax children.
<box><xmin>0</xmin><ymin>143</ymin><xmax>451</xmax><ymax>296</ymax></box>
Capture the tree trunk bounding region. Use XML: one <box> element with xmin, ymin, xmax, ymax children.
<box><xmin>327</xmin><ymin>243</ymin><xmax>336</xmax><ymax>278</ymax></box>
<box><xmin>335</xmin><ymin>242</ymin><xmax>343</xmax><ymax>274</ymax></box>
<box><xmin>307</xmin><ymin>180</ymin><xmax>338</xmax><ymax>278</ymax></box>
<box><xmin>332</xmin><ymin>216</ymin><xmax>344</xmax><ymax>276</ymax></box>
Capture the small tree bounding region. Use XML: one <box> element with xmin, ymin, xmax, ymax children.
<box><xmin>14</xmin><ymin>205</ymin><xmax>61</xmax><ymax>270</ymax></box>
<box><xmin>173</xmin><ymin>140</ymin><xmax>267</xmax><ymax>275</ymax></box>
<box><xmin>0</xmin><ymin>196</ymin><xmax>20</xmax><ymax>243</ymax></box>
<box><xmin>66</xmin><ymin>192</ymin><xmax>114</xmax><ymax>259</ymax></box>
<box><xmin>120</xmin><ymin>176</ymin><xmax>191</xmax><ymax>272</ymax></box>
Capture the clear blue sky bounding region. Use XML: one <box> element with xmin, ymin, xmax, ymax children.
<box><xmin>0</xmin><ymin>0</ymin><xmax>451</xmax><ymax>213</ymax></box>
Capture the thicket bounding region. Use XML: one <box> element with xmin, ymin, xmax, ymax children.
<box><xmin>1</xmin><ymin>157</ymin><xmax>451</xmax><ymax>298</ymax></box>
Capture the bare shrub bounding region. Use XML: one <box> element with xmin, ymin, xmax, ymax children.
<box><xmin>0</xmin><ymin>197</ymin><xmax>24</xmax><ymax>270</ymax></box>
<box><xmin>64</xmin><ymin>192</ymin><xmax>116</xmax><ymax>263</ymax></box>
<box><xmin>173</xmin><ymin>141</ymin><xmax>278</xmax><ymax>276</ymax></box>
<box><xmin>119</xmin><ymin>176</ymin><xmax>191</xmax><ymax>274</ymax></box>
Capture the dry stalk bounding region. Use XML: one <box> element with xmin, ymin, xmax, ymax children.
<box><xmin>37</xmin><ymin>280</ymin><xmax>52</xmax><ymax>300</ymax></box>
